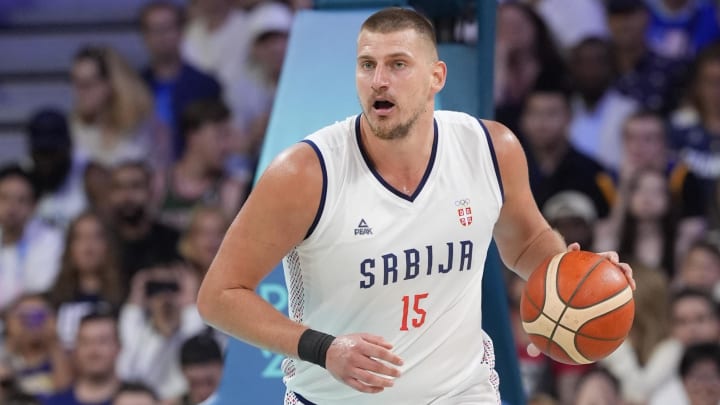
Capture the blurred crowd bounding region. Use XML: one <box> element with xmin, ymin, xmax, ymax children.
<box><xmin>0</xmin><ymin>0</ymin><xmax>300</xmax><ymax>404</ymax></box>
<box><xmin>2</xmin><ymin>0</ymin><xmax>720</xmax><ymax>404</ymax></box>
<box><xmin>490</xmin><ymin>0</ymin><xmax>720</xmax><ymax>404</ymax></box>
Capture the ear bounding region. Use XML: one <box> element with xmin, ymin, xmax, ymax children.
<box><xmin>431</xmin><ymin>60</ymin><xmax>447</xmax><ymax>94</ymax></box>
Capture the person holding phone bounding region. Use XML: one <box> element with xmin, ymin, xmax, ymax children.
<box><xmin>116</xmin><ymin>264</ymin><xmax>205</xmax><ymax>401</ymax></box>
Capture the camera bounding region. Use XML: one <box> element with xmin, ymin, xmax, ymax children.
<box><xmin>145</xmin><ymin>280</ymin><xmax>180</xmax><ymax>297</ymax></box>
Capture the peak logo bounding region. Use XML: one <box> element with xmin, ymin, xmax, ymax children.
<box><xmin>354</xmin><ymin>219</ymin><xmax>373</xmax><ymax>235</ymax></box>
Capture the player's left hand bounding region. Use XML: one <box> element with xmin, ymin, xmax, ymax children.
<box><xmin>567</xmin><ymin>243</ymin><xmax>636</xmax><ymax>291</ymax></box>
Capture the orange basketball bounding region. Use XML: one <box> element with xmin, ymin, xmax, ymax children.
<box><xmin>520</xmin><ymin>250</ymin><xmax>635</xmax><ymax>365</ymax></box>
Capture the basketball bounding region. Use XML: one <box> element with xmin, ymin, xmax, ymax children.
<box><xmin>520</xmin><ymin>250</ymin><xmax>635</xmax><ymax>365</ymax></box>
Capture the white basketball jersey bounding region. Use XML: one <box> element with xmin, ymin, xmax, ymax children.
<box><xmin>282</xmin><ymin>111</ymin><xmax>504</xmax><ymax>404</ymax></box>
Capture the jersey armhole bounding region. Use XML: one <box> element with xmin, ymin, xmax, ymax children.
<box><xmin>477</xmin><ymin>119</ymin><xmax>505</xmax><ymax>202</ymax></box>
<box><xmin>299</xmin><ymin>139</ymin><xmax>328</xmax><ymax>240</ymax></box>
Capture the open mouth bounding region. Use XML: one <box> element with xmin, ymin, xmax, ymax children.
<box><xmin>373</xmin><ymin>100</ymin><xmax>395</xmax><ymax>111</ymax></box>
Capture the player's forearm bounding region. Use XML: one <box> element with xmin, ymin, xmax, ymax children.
<box><xmin>198</xmin><ymin>286</ymin><xmax>307</xmax><ymax>357</ymax></box>
<box><xmin>511</xmin><ymin>227</ymin><xmax>567</xmax><ymax>280</ymax></box>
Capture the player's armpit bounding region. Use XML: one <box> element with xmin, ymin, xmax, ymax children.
<box><xmin>483</xmin><ymin>120</ymin><xmax>566</xmax><ymax>280</ymax></box>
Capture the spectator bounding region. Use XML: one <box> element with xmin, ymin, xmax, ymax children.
<box><xmin>107</xmin><ymin>161</ymin><xmax>179</xmax><ymax>288</ymax></box>
<box><xmin>43</xmin><ymin>311</ymin><xmax>122</xmax><ymax>405</ymax></box>
<box><xmin>569</xmin><ymin>36</ymin><xmax>638</xmax><ymax>170</ymax></box>
<box><xmin>111</xmin><ymin>383</ymin><xmax>157</xmax><ymax>405</ymax></box>
<box><xmin>117</xmin><ymin>266</ymin><xmax>204</xmax><ymax>400</ymax></box>
<box><xmin>599</xmin><ymin>169</ymin><xmax>679</xmax><ymax>276</ymax></box>
<box><xmin>82</xmin><ymin>163</ymin><xmax>113</xmax><ymax>221</ymax></box>
<box><xmin>519</xmin><ymin>82</ymin><xmax>615</xmax><ymax>218</ymax></box>
<box><xmin>48</xmin><ymin>211</ymin><xmax>123</xmax><ymax>349</ymax></box>
<box><xmin>226</xmin><ymin>1</ymin><xmax>292</xmax><ymax>179</ymax></box>
<box><xmin>669</xmin><ymin>288</ymin><xmax>719</xmax><ymax>347</ymax></box>
<box><xmin>494</xmin><ymin>2</ymin><xmax>567</xmax><ymax>135</ymax></box>
<box><xmin>181</xmin><ymin>0</ymin><xmax>250</xmax><ymax>92</ymax></box>
<box><xmin>679</xmin><ymin>343</ymin><xmax>720</xmax><ymax>405</ymax></box>
<box><xmin>675</xmin><ymin>239</ymin><xmax>720</xmax><ymax>301</ymax></box>
<box><xmin>650</xmin><ymin>288</ymin><xmax>720</xmax><ymax>404</ymax></box>
<box><xmin>70</xmin><ymin>46</ymin><xmax>171</xmax><ymax>175</ymax></box>
<box><xmin>617</xmin><ymin>111</ymin><xmax>705</xmax><ymax>220</ymax></box>
<box><xmin>160</xmin><ymin>100</ymin><xmax>245</xmax><ymax>231</ymax></box>
<box><xmin>0</xmin><ymin>294</ymin><xmax>72</xmax><ymax>397</ymax></box>
<box><xmin>644</xmin><ymin>0</ymin><xmax>720</xmax><ymax>59</ymax></box>
<box><xmin>531</xmin><ymin>0</ymin><xmax>608</xmax><ymax>51</ymax></box>
<box><xmin>0</xmin><ymin>355</ymin><xmax>23</xmax><ymax>403</ymax></box>
<box><xmin>25</xmin><ymin>109</ymin><xmax>88</xmax><ymax>229</ymax></box>
<box><xmin>606</xmin><ymin>0</ymin><xmax>689</xmax><ymax>114</ymax></box>
<box><xmin>601</xmin><ymin>263</ymin><xmax>675</xmax><ymax>404</ymax></box>
<box><xmin>573</xmin><ymin>368</ymin><xmax>624</xmax><ymax>405</ymax></box>
<box><xmin>670</xmin><ymin>43</ymin><xmax>720</xmax><ymax>189</ymax></box>
<box><xmin>139</xmin><ymin>1</ymin><xmax>223</xmax><ymax>159</ymax></box>
<box><xmin>178</xmin><ymin>205</ymin><xmax>229</xmax><ymax>280</ymax></box>
<box><xmin>6</xmin><ymin>393</ymin><xmax>43</xmax><ymax>405</ymax></box>
<box><xmin>0</xmin><ymin>165</ymin><xmax>63</xmax><ymax>312</ymax></box>
<box><xmin>177</xmin><ymin>332</ymin><xmax>223</xmax><ymax>405</ymax></box>
<box><xmin>600</xmin><ymin>111</ymin><xmax>706</xmax><ymax>265</ymax></box>
<box><xmin>541</xmin><ymin>191</ymin><xmax>597</xmax><ymax>249</ymax></box>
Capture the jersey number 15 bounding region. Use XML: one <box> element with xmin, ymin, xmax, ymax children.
<box><xmin>400</xmin><ymin>293</ymin><xmax>429</xmax><ymax>331</ymax></box>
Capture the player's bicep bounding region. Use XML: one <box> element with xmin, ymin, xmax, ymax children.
<box><xmin>203</xmin><ymin>143</ymin><xmax>322</xmax><ymax>291</ymax></box>
<box><xmin>485</xmin><ymin>121</ymin><xmax>550</xmax><ymax>270</ymax></box>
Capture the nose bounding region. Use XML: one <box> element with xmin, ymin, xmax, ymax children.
<box><xmin>371</xmin><ymin>65</ymin><xmax>389</xmax><ymax>92</ymax></box>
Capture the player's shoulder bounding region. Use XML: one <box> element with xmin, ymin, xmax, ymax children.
<box><xmin>435</xmin><ymin>111</ymin><xmax>517</xmax><ymax>145</ymax></box>
<box><xmin>434</xmin><ymin>110</ymin><xmax>480</xmax><ymax>128</ymax></box>
<box><xmin>260</xmin><ymin>116</ymin><xmax>357</xmax><ymax>185</ymax></box>
<box><xmin>303</xmin><ymin>115</ymin><xmax>357</xmax><ymax>147</ymax></box>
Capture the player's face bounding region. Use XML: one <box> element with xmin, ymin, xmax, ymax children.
<box><xmin>356</xmin><ymin>28</ymin><xmax>445</xmax><ymax>140</ymax></box>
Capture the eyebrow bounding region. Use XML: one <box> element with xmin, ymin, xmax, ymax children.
<box><xmin>357</xmin><ymin>51</ymin><xmax>413</xmax><ymax>61</ymax></box>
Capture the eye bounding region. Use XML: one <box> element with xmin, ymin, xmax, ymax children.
<box><xmin>360</xmin><ymin>61</ymin><xmax>375</xmax><ymax>70</ymax></box>
<box><xmin>393</xmin><ymin>61</ymin><xmax>407</xmax><ymax>69</ymax></box>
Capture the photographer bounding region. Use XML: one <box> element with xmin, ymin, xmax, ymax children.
<box><xmin>116</xmin><ymin>264</ymin><xmax>204</xmax><ymax>400</ymax></box>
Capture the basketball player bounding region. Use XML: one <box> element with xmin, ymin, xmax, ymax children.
<box><xmin>197</xmin><ymin>7</ymin><xmax>636</xmax><ymax>404</ymax></box>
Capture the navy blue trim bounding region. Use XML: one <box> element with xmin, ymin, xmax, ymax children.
<box><xmin>293</xmin><ymin>392</ymin><xmax>317</xmax><ymax>405</ymax></box>
<box><xmin>477</xmin><ymin>119</ymin><xmax>505</xmax><ymax>202</ymax></box>
<box><xmin>354</xmin><ymin>115</ymin><xmax>438</xmax><ymax>202</ymax></box>
<box><xmin>299</xmin><ymin>140</ymin><xmax>327</xmax><ymax>239</ymax></box>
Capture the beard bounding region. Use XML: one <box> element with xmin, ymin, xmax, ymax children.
<box><xmin>114</xmin><ymin>204</ymin><xmax>147</xmax><ymax>226</ymax></box>
<box><xmin>362</xmin><ymin>102</ymin><xmax>424</xmax><ymax>141</ymax></box>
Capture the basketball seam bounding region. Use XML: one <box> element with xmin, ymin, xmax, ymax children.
<box><xmin>571</xmin><ymin>298</ymin><xmax>634</xmax><ymax>341</ymax></box>
<box><xmin>543</xmin><ymin>254</ymin><xmax>559</xmax><ymax>356</ymax></box>
<box><xmin>523</xmin><ymin>289</ymin><xmax>544</xmax><ymax>322</ymax></box>
<box><xmin>548</xmin><ymin>255</ymin><xmax>605</xmax><ymax>346</ymax></box>
<box><xmin>569</xmin><ymin>274</ymin><xmax>630</xmax><ymax>309</ymax></box>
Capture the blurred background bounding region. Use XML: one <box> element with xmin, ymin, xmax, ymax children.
<box><xmin>0</xmin><ymin>0</ymin><xmax>719</xmax><ymax>404</ymax></box>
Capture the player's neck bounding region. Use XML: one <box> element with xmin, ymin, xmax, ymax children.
<box><xmin>360</xmin><ymin>114</ymin><xmax>434</xmax><ymax>194</ymax></box>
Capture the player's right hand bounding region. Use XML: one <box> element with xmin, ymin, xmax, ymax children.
<box><xmin>325</xmin><ymin>333</ymin><xmax>403</xmax><ymax>394</ymax></box>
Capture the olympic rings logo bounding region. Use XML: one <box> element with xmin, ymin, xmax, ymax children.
<box><xmin>454</xmin><ymin>199</ymin><xmax>471</xmax><ymax>206</ymax></box>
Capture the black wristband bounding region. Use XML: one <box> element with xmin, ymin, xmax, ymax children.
<box><xmin>298</xmin><ymin>328</ymin><xmax>336</xmax><ymax>368</ymax></box>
